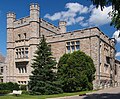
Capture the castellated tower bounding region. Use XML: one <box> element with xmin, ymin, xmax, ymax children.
<box><xmin>59</xmin><ymin>21</ymin><xmax>67</xmax><ymax>33</ymax></box>
<box><xmin>6</xmin><ymin>12</ymin><xmax>16</xmax><ymax>82</ymax></box>
<box><xmin>6</xmin><ymin>3</ymin><xmax>40</xmax><ymax>84</ymax></box>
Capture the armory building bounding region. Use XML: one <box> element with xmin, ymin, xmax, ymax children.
<box><xmin>6</xmin><ymin>3</ymin><xmax>120</xmax><ymax>89</ymax></box>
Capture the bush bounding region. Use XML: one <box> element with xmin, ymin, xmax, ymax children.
<box><xmin>0</xmin><ymin>82</ymin><xmax>19</xmax><ymax>91</ymax></box>
<box><xmin>20</xmin><ymin>85</ymin><xmax>27</xmax><ymax>90</ymax></box>
<box><xmin>57</xmin><ymin>51</ymin><xmax>96</xmax><ymax>92</ymax></box>
<box><xmin>22</xmin><ymin>90</ymin><xmax>29</xmax><ymax>95</ymax></box>
<box><xmin>0</xmin><ymin>90</ymin><xmax>11</xmax><ymax>94</ymax></box>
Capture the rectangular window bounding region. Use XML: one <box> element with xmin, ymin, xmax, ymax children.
<box><xmin>25</xmin><ymin>67</ymin><xmax>27</xmax><ymax>73</ymax></box>
<box><xmin>76</xmin><ymin>41</ymin><xmax>80</xmax><ymax>45</ymax></box>
<box><xmin>1</xmin><ymin>67</ymin><xmax>3</xmax><ymax>73</ymax></box>
<box><xmin>106</xmin><ymin>57</ymin><xmax>110</xmax><ymax>64</ymax></box>
<box><xmin>66</xmin><ymin>42</ymin><xmax>70</xmax><ymax>46</ymax></box>
<box><xmin>66</xmin><ymin>46</ymin><xmax>70</xmax><ymax>53</ymax></box>
<box><xmin>76</xmin><ymin>45</ymin><xmax>80</xmax><ymax>51</ymax></box>
<box><xmin>18</xmin><ymin>68</ymin><xmax>21</xmax><ymax>73</ymax></box>
<box><xmin>66</xmin><ymin>41</ymin><xmax>80</xmax><ymax>53</ymax></box>
<box><xmin>71</xmin><ymin>46</ymin><xmax>75</xmax><ymax>52</ymax></box>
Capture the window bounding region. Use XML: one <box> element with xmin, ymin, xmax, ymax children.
<box><xmin>24</xmin><ymin>33</ymin><xmax>26</xmax><ymax>39</ymax></box>
<box><xmin>16</xmin><ymin>47</ymin><xmax>28</xmax><ymax>59</ymax></box>
<box><xmin>106</xmin><ymin>57</ymin><xmax>110</xmax><ymax>64</ymax></box>
<box><xmin>66</xmin><ymin>41</ymin><xmax>80</xmax><ymax>53</ymax></box>
<box><xmin>25</xmin><ymin>48</ymin><xmax>28</xmax><ymax>58</ymax></box>
<box><xmin>1</xmin><ymin>67</ymin><xmax>3</xmax><ymax>73</ymax></box>
<box><xmin>66</xmin><ymin>46</ymin><xmax>70</xmax><ymax>53</ymax></box>
<box><xmin>71</xmin><ymin>46</ymin><xmax>75</xmax><ymax>51</ymax></box>
<box><xmin>18</xmin><ymin>34</ymin><xmax>21</xmax><ymax>40</ymax></box>
<box><xmin>18</xmin><ymin>67</ymin><xmax>27</xmax><ymax>74</ymax></box>
<box><xmin>18</xmin><ymin>68</ymin><xmax>21</xmax><ymax>73</ymax></box>
<box><xmin>1</xmin><ymin>79</ymin><xmax>3</xmax><ymax>82</ymax></box>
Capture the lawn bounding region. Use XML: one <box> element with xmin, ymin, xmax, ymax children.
<box><xmin>0</xmin><ymin>90</ymin><xmax>94</xmax><ymax>99</ymax></box>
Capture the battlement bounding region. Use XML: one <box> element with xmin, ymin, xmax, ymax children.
<box><xmin>40</xmin><ymin>18</ymin><xmax>60</xmax><ymax>34</ymax></box>
<box><xmin>59</xmin><ymin>21</ymin><xmax>67</xmax><ymax>26</ymax></box>
<box><xmin>14</xmin><ymin>16</ymin><xmax>30</xmax><ymax>28</ymax></box>
<box><xmin>30</xmin><ymin>3</ymin><xmax>39</xmax><ymax>10</ymax></box>
<box><xmin>7</xmin><ymin>12</ymin><xmax>16</xmax><ymax>18</ymax></box>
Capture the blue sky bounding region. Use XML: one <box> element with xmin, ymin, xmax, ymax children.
<box><xmin>0</xmin><ymin>0</ymin><xmax>119</xmax><ymax>58</ymax></box>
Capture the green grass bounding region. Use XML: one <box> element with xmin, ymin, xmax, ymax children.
<box><xmin>0</xmin><ymin>90</ymin><xmax>94</xmax><ymax>99</ymax></box>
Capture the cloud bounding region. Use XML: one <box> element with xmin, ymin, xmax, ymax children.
<box><xmin>44</xmin><ymin>2</ymin><xmax>88</xmax><ymax>26</ymax></box>
<box><xmin>116</xmin><ymin>52</ymin><xmax>120</xmax><ymax>57</ymax></box>
<box><xmin>44</xmin><ymin>2</ymin><xmax>112</xmax><ymax>27</ymax></box>
<box><xmin>88</xmin><ymin>6</ymin><xmax>112</xmax><ymax>26</ymax></box>
<box><xmin>112</xmin><ymin>30</ymin><xmax>120</xmax><ymax>43</ymax></box>
<box><xmin>65</xmin><ymin>2</ymin><xmax>88</xmax><ymax>14</ymax></box>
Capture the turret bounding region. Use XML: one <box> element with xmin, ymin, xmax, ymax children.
<box><xmin>7</xmin><ymin>12</ymin><xmax>16</xmax><ymax>28</ymax></box>
<box><xmin>59</xmin><ymin>21</ymin><xmax>67</xmax><ymax>33</ymax></box>
<box><xmin>30</xmin><ymin>3</ymin><xmax>40</xmax><ymax>22</ymax></box>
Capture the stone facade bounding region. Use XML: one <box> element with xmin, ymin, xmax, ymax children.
<box><xmin>114</xmin><ymin>59</ymin><xmax>120</xmax><ymax>86</ymax></box>
<box><xmin>6</xmin><ymin>3</ymin><xmax>116</xmax><ymax>88</ymax></box>
<box><xmin>0</xmin><ymin>54</ymin><xmax>6</xmax><ymax>82</ymax></box>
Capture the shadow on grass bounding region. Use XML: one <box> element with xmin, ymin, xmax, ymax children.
<box><xmin>84</xmin><ymin>93</ymin><xmax>120</xmax><ymax>99</ymax></box>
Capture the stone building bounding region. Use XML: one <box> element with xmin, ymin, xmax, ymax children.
<box><xmin>6</xmin><ymin>3</ymin><xmax>116</xmax><ymax>88</ymax></box>
<box><xmin>114</xmin><ymin>59</ymin><xmax>120</xmax><ymax>86</ymax></box>
<box><xmin>0</xmin><ymin>54</ymin><xmax>6</xmax><ymax>82</ymax></box>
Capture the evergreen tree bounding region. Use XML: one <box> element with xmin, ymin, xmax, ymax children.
<box><xmin>57</xmin><ymin>51</ymin><xmax>96</xmax><ymax>92</ymax></box>
<box><xmin>28</xmin><ymin>35</ymin><xmax>62</xmax><ymax>95</ymax></box>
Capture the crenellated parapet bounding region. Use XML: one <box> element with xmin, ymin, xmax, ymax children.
<box><xmin>30</xmin><ymin>3</ymin><xmax>40</xmax><ymax>11</ymax></box>
<box><xmin>14</xmin><ymin>16</ymin><xmax>30</xmax><ymax>28</ymax></box>
<box><xmin>7</xmin><ymin>12</ymin><xmax>16</xmax><ymax>28</ymax></box>
<box><xmin>59</xmin><ymin>21</ymin><xmax>67</xmax><ymax>33</ymax></box>
<box><xmin>40</xmin><ymin>19</ymin><xmax>60</xmax><ymax>35</ymax></box>
<box><xmin>30</xmin><ymin>3</ymin><xmax>40</xmax><ymax>22</ymax></box>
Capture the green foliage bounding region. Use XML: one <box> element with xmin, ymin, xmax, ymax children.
<box><xmin>0</xmin><ymin>82</ymin><xmax>19</xmax><ymax>91</ymax></box>
<box><xmin>28</xmin><ymin>35</ymin><xmax>63</xmax><ymax>95</ymax></box>
<box><xmin>22</xmin><ymin>90</ymin><xmax>29</xmax><ymax>95</ymax></box>
<box><xmin>0</xmin><ymin>90</ymin><xmax>11</xmax><ymax>94</ymax></box>
<box><xmin>91</xmin><ymin>0</ymin><xmax>120</xmax><ymax>29</ymax></box>
<box><xmin>20</xmin><ymin>85</ymin><xmax>27</xmax><ymax>90</ymax></box>
<box><xmin>57</xmin><ymin>51</ymin><xmax>95</xmax><ymax>92</ymax></box>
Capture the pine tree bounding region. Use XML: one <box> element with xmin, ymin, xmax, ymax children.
<box><xmin>28</xmin><ymin>35</ymin><xmax>62</xmax><ymax>95</ymax></box>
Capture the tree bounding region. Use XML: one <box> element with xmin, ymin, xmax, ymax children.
<box><xmin>57</xmin><ymin>51</ymin><xmax>96</xmax><ymax>92</ymax></box>
<box><xmin>28</xmin><ymin>35</ymin><xmax>62</xmax><ymax>95</ymax></box>
<box><xmin>90</xmin><ymin>0</ymin><xmax>120</xmax><ymax>29</ymax></box>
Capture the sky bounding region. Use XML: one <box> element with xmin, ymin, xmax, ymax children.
<box><xmin>0</xmin><ymin>0</ymin><xmax>119</xmax><ymax>59</ymax></box>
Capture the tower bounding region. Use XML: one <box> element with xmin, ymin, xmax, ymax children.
<box><xmin>6</xmin><ymin>12</ymin><xmax>16</xmax><ymax>82</ymax></box>
<box><xmin>59</xmin><ymin>21</ymin><xmax>67</xmax><ymax>33</ymax></box>
<box><xmin>29</xmin><ymin>3</ymin><xmax>40</xmax><ymax>74</ymax></box>
<box><xmin>30</xmin><ymin>3</ymin><xmax>40</xmax><ymax>37</ymax></box>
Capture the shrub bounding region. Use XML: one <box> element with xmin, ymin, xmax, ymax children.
<box><xmin>20</xmin><ymin>85</ymin><xmax>27</xmax><ymax>90</ymax></box>
<box><xmin>57</xmin><ymin>51</ymin><xmax>96</xmax><ymax>92</ymax></box>
<box><xmin>22</xmin><ymin>90</ymin><xmax>29</xmax><ymax>95</ymax></box>
<box><xmin>0</xmin><ymin>90</ymin><xmax>11</xmax><ymax>94</ymax></box>
<box><xmin>0</xmin><ymin>82</ymin><xmax>19</xmax><ymax>91</ymax></box>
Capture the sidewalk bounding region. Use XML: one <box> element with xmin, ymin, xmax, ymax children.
<box><xmin>47</xmin><ymin>86</ymin><xmax>120</xmax><ymax>99</ymax></box>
